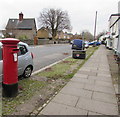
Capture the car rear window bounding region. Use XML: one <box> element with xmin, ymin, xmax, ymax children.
<box><xmin>18</xmin><ymin>45</ymin><xmax>28</xmax><ymax>56</ymax></box>
<box><xmin>0</xmin><ymin>46</ymin><xmax>2</xmax><ymax>60</ymax></box>
<box><xmin>0</xmin><ymin>44</ymin><xmax>28</xmax><ymax>59</ymax></box>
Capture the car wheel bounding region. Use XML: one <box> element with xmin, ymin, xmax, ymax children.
<box><xmin>23</xmin><ymin>66</ymin><xmax>32</xmax><ymax>78</ymax></box>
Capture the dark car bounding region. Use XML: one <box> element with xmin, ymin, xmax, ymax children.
<box><xmin>72</xmin><ymin>39</ymin><xmax>84</xmax><ymax>50</ymax></box>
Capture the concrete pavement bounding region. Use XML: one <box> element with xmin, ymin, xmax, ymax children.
<box><xmin>39</xmin><ymin>45</ymin><xmax>118</xmax><ymax>115</ymax></box>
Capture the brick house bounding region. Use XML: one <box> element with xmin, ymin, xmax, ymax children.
<box><xmin>5</xmin><ymin>12</ymin><xmax>37</xmax><ymax>39</ymax></box>
<box><xmin>64</xmin><ymin>32</ymin><xmax>74</xmax><ymax>39</ymax></box>
<box><xmin>55</xmin><ymin>31</ymin><xmax>65</xmax><ymax>39</ymax></box>
<box><xmin>37</xmin><ymin>27</ymin><xmax>50</xmax><ymax>39</ymax></box>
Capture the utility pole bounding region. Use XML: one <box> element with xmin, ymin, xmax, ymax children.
<box><xmin>93</xmin><ymin>11</ymin><xmax>97</xmax><ymax>43</ymax></box>
<box><xmin>82</xmin><ymin>31</ymin><xmax>84</xmax><ymax>50</ymax></box>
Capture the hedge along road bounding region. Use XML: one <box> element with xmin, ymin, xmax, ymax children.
<box><xmin>29</xmin><ymin>44</ymin><xmax>72</xmax><ymax>72</ymax></box>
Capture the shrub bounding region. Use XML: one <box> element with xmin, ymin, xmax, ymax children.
<box><xmin>19</xmin><ymin>35</ymin><xmax>28</xmax><ymax>40</ymax></box>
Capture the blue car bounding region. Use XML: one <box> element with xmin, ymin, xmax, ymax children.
<box><xmin>89</xmin><ymin>41</ymin><xmax>95</xmax><ymax>45</ymax></box>
<box><xmin>72</xmin><ymin>39</ymin><xmax>84</xmax><ymax>50</ymax></box>
<box><xmin>96</xmin><ymin>41</ymin><xmax>101</xmax><ymax>46</ymax></box>
<box><xmin>89</xmin><ymin>41</ymin><xmax>101</xmax><ymax>46</ymax></box>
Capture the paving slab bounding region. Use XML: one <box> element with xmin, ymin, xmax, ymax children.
<box><xmin>76</xmin><ymin>97</ymin><xmax>118</xmax><ymax>115</ymax></box>
<box><xmin>79</xmin><ymin>68</ymin><xmax>91</xmax><ymax>72</ymax></box>
<box><xmin>73</xmin><ymin>73</ymin><xmax>88</xmax><ymax>79</ymax></box>
<box><xmin>84</xmin><ymin>84</ymin><xmax>95</xmax><ymax>91</ymax></box>
<box><xmin>94</xmin><ymin>85</ymin><xmax>115</xmax><ymax>95</ymax></box>
<box><xmin>77</xmin><ymin>71</ymin><xmax>97</xmax><ymax>76</ymax></box>
<box><xmin>97</xmin><ymin>73</ymin><xmax>111</xmax><ymax>78</ymax></box>
<box><xmin>80</xmin><ymin>67</ymin><xmax>98</xmax><ymax>70</ymax></box>
<box><xmin>71</xmin><ymin>77</ymin><xmax>95</xmax><ymax>85</ymax></box>
<box><xmin>65</xmin><ymin>81</ymin><xmax>85</xmax><ymax>89</ymax></box>
<box><xmin>84</xmin><ymin>83</ymin><xmax>115</xmax><ymax>94</ymax></box>
<box><xmin>52</xmin><ymin>93</ymin><xmax>79</xmax><ymax>107</ymax></box>
<box><xmin>40</xmin><ymin>102</ymin><xmax>88</xmax><ymax>115</ymax></box>
<box><xmin>88</xmin><ymin>76</ymin><xmax>112</xmax><ymax>82</ymax></box>
<box><xmin>88</xmin><ymin>76</ymin><xmax>98</xmax><ymax>80</ymax></box>
<box><xmin>98</xmin><ymin>68</ymin><xmax>110</xmax><ymax>72</ymax></box>
<box><xmin>96</xmin><ymin>70</ymin><xmax>111</xmax><ymax>75</ymax></box>
<box><xmin>83</xmin><ymin>65</ymin><xmax>99</xmax><ymax>68</ymax></box>
<box><xmin>95</xmin><ymin>80</ymin><xmax>113</xmax><ymax>88</ymax></box>
<box><xmin>92</xmin><ymin>91</ymin><xmax>117</xmax><ymax>104</ymax></box>
<box><xmin>98</xmin><ymin>66</ymin><xmax>110</xmax><ymax>70</ymax></box>
<box><xmin>60</xmin><ymin>86</ymin><xmax>93</xmax><ymax>99</ymax></box>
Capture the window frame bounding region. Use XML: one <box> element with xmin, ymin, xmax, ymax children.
<box><xmin>18</xmin><ymin>44</ymin><xmax>28</xmax><ymax>56</ymax></box>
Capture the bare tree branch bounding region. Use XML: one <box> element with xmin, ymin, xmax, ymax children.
<box><xmin>38</xmin><ymin>8</ymin><xmax>71</xmax><ymax>39</ymax></box>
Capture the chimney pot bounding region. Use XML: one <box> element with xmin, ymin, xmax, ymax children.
<box><xmin>19</xmin><ymin>12</ymin><xmax>23</xmax><ymax>21</ymax></box>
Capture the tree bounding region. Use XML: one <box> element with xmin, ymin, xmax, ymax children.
<box><xmin>38</xmin><ymin>8</ymin><xmax>71</xmax><ymax>39</ymax></box>
<box><xmin>96</xmin><ymin>31</ymin><xmax>107</xmax><ymax>41</ymax></box>
<box><xmin>81</xmin><ymin>30</ymin><xmax>94</xmax><ymax>41</ymax></box>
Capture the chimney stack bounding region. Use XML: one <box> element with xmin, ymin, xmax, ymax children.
<box><xmin>19</xmin><ymin>12</ymin><xmax>23</xmax><ymax>21</ymax></box>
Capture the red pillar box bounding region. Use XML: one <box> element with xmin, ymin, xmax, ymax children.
<box><xmin>1</xmin><ymin>38</ymin><xmax>20</xmax><ymax>97</ymax></box>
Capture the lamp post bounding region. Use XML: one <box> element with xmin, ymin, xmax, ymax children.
<box><xmin>82</xmin><ymin>31</ymin><xmax>84</xmax><ymax>50</ymax></box>
<box><xmin>93</xmin><ymin>11</ymin><xmax>97</xmax><ymax>46</ymax></box>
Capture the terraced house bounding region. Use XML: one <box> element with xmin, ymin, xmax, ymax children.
<box><xmin>5</xmin><ymin>12</ymin><xmax>37</xmax><ymax>40</ymax></box>
<box><xmin>109</xmin><ymin>13</ymin><xmax>119</xmax><ymax>51</ymax></box>
<box><xmin>108</xmin><ymin>1</ymin><xmax>120</xmax><ymax>72</ymax></box>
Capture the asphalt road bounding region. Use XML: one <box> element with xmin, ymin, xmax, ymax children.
<box><xmin>29</xmin><ymin>44</ymin><xmax>72</xmax><ymax>72</ymax></box>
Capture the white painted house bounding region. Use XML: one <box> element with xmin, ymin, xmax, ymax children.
<box><xmin>117</xmin><ymin>1</ymin><xmax>120</xmax><ymax>58</ymax></box>
<box><xmin>108</xmin><ymin>1</ymin><xmax>120</xmax><ymax>70</ymax></box>
<box><xmin>108</xmin><ymin>14</ymin><xmax>119</xmax><ymax>51</ymax></box>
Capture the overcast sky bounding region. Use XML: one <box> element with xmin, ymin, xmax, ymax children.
<box><xmin>0</xmin><ymin>0</ymin><xmax>119</xmax><ymax>35</ymax></box>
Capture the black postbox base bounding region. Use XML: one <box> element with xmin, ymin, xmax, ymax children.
<box><xmin>72</xmin><ymin>50</ymin><xmax>86</xmax><ymax>59</ymax></box>
<box><xmin>2</xmin><ymin>83</ymin><xmax>18</xmax><ymax>97</ymax></box>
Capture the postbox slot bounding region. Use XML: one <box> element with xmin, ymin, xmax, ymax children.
<box><xmin>12</xmin><ymin>49</ymin><xmax>19</xmax><ymax>51</ymax></box>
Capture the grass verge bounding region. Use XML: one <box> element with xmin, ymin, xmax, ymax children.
<box><xmin>37</xmin><ymin>46</ymin><xmax>98</xmax><ymax>81</ymax></box>
<box><xmin>2</xmin><ymin>80</ymin><xmax>46</xmax><ymax>115</ymax></box>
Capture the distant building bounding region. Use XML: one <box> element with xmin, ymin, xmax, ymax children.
<box><xmin>5</xmin><ymin>12</ymin><xmax>37</xmax><ymax>39</ymax></box>
<box><xmin>55</xmin><ymin>31</ymin><xmax>74</xmax><ymax>40</ymax></box>
<box><xmin>37</xmin><ymin>27</ymin><xmax>50</xmax><ymax>39</ymax></box>
<box><xmin>63</xmin><ymin>32</ymin><xmax>73</xmax><ymax>39</ymax></box>
<box><xmin>55</xmin><ymin>31</ymin><xmax>65</xmax><ymax>39</ymax></box>
<box><xmin>72</xmin><ymin>33</ymin><xmax>82</xmax><ymax>40</ymax></box>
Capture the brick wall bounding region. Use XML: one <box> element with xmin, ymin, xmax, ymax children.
<box><xmin>5</xmin><ymin>29</ymin><xmax>36</xmax><ymax>40</ymax></box>
<box><xmin>20</xmin><ymin>39</ymin><xmax>70</xmax><ymax>45</ymax></box>
<box><xmin>15</xmin><ymin>29</ymin><xmax>36</xmax><ymax>39</ymax></box>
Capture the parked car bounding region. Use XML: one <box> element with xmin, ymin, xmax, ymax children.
<box><xmin>72</xmin><ymin>39</ymin><xmax>84</xmax><ymax>50</ymax></box>
<box><xmin>89</xmin><ymin>41</ymin><xmax>101</xmax><ymax>46</ymax></box>
<box><xmin>88</xmin><ymin>41</ymin><xmax>95</xmax><ymax>45</ymax></box>
<box><xmin>0</xmin><ymin>41</ymin><xmax>34</xmax><ymax>80</ymax></box>
<box><xmin>70</xmin><ymin>40</ymin><xmax>73</xmax><ymax>44</ymax></box>
<box><xmin>96</xmin><ymin>41</ymin><xmax>101</xmax><ymax>46</ymax></box>
<box><xmin>84</xmin><ymin>41</ymin><xmax>89</xmax><ymax>48</ymax></box>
